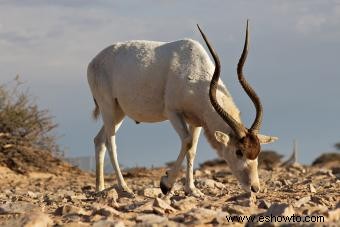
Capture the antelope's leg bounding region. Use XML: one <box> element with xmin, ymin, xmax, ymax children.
<box><xmin>184</xmin><ymin>126</ymin><xmax>204</xmax><ymax>197</ymax></box>
<box><xmin>94</xmin><ymin>126</ymin><xmax>106</xmax><ymax>191</ymax></box>
<box><xmin>160</xmin><ymin>112</ymin><xmax>192</xmax><ymax>194</ymax></box>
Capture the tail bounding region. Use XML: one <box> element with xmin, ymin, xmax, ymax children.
<box><xmin>92</xmin><ymin>97</ymin><xmax>100</xmax><ymax>120</ymax></box>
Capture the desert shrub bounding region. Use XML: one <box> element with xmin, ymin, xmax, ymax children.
<box><xmin>335</xmin><ymin>142</ymin><xmax>340</xmax><ymax>151</ymax></box>
<box><xmin>0</xmin><ymin>77</ymin><xmax>62</xmax><ymax>156</ymax></box>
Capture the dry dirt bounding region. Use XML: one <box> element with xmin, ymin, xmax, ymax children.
<box><xmin>0</xmin><ymin>155</ymin><xmax>339</xmax><ymax>226</ymax></box>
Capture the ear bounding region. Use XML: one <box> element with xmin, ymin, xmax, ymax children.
<box><xmin>257</xmin><ymin>134</ymin><xmax>278</xmax><ymax>144</ymax></box>
<box><xmin>214</xmin><ymin>131</ymin><xmax>230</xmax><ymax>145</ymax></box>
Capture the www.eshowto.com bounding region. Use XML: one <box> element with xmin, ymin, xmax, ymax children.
<box><xmin>226</xmin><ymin>214</ymin><xmax>325</xmax><ymax>223</ymax></box>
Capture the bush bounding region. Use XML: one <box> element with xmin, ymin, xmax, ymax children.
<box><xmin>0</xmin><ymin>77</ymin><xmax>62</xmax><ymax>156</ymax></box>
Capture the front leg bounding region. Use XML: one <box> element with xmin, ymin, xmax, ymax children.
<box><xmin>184</xmin><ymin>126</ymin><xmax>204</xmax><ymax>198</ymax></box>
<box><xmin>160</xmin><ymin>113</ymin><xmax>201</xmax><ymax>196</ymax></box>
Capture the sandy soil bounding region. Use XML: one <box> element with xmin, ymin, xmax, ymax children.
<box><xmin>0</xmin><ymin>156</ymin><xmax>339</xmax><ymax>226</ymax></box>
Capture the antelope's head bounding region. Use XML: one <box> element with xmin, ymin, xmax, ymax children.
<box><xmin>198</xmin><ymin>21</ymin><xmax>278</xmax><ymax>193</ymax></box>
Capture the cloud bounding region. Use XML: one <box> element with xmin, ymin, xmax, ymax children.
<box><xmin>295</xmin><ymin>14</ymin><xmax>326</xmax><ymax>33</ymax></box>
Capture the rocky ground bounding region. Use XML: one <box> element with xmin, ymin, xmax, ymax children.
<box><xmin>0</xmin><ymin>155</ymin><xmax>339</xmax><ymax>226</ymax></box>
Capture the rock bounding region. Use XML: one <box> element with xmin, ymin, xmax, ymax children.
<box><xmin>55</xmin><ymin>204</ymin><xmax>88</xmax><ymax>216</ymax></box>
<box><xmin>258</xmin><ymin>150</ymin><xmax>283</xmax><ymax>170</ymax></box>
<box><xmin>311</xmin><ymin>195</ymin><xmax>328</xmax><ymax>205</ymax></box>
<box><xmin>258</xmin><ymin>199</ymin><xmax>271</xmax><ymax>209</ymax></box>
<box><xmin>224</xmin><ymin>204</ymin><xmax>247</xmax><ymax>215</ymax></box>
<box><xmin>136</xmin><ymin>214</ymin><xmax>168</xmax><ymax>224</ymax></box>
<box><xmin>309</xmin><ymin>183</ymin><xmax>317</xmax><ymax>193</ymax></box>
<box><xmin>0</xmin><ymin>202</ymin><xmax>40</xmax><ymax>214</ymax></box>
<box><xmin>93</xmin><ymin>219</ymin><xmax>125</xmax><ymax>227</ymax></box>
<box><xmin>326</xmin><ymin>208</ymin><xmax>340</xmax><ymax>222</ymax></box>
<box><xmin>142</xmin><ymin>187</ymin><xmax>162</xmax><ymax>198</ymax></box>
<box><xmin>186</xmin><ymin>208</ymin><xmax>217</xmax><ymax>224</ymax></box>
<box><xmin>266</xmin><ymin>203</ymin><xmax>295</xmax><ymax>216</ymax></box>
<box><xmin>26</xmin><ymin>191</ymin><xmax>38</xmax><ymax>199</ymax></box>
<box><xmin>196</xmin><ymin>178</ymin><xmax>224</xmax><ymax>189</ymax></box>
<box><xmin>235</xmin><ymin>193</ymin><xmax>256</xmax><ymax>207</ymax></box>
<box><xmin>315</xmin><ymin>169</ymin><xmax>335</xmax><ymax>177</ymax></box>
<box><xmin>172</xmin><ymin>197</ymin><xmax>197</xmax><ymax>211</ymax></box>
<box><xmin>153</xmin><ymin>198</ymin><xmax>175</xmax><ymax>214</ymax></box>
<box><xmin>288</xmin><ymin>163</ymin><xmax>306</xmax><ymax>173</ymax></box>
<box><xmin>92</xmin><ymin>203</ymin><xmax>121</xmax><ymax>217</ymax></box>
<box><xmin>96</xmin><ymin>189</ymin><xmax>119</xmax><ymax>207</ymax></box>
<box><xmin>227</xmin><ymin>192</ymin><xmax>256</xmax><ymax>207</ymax></box>
<box><xmin>213</xmin><ymin>211</ymin><xmax>231</xmax><ymax>225</ymax></box>
<box><xmin>312</xmin><ymin>153</ymin><xmax>340</xmax><ymax>166</ymax></box>
<box><xmin>62</xmin><ymin>222</ymin><xmax>90</xmax><ymax>227</ymax></box>
<box><xmin>133</xmin><ymin>200</ymin><xmax>154</xmax><ymax>213</ymax></box>
<box><xmin>294</xmin><ymin>196</ymin><xmax>311</xmax><ymax>208</ymax></box>
<box><xmin>2</xmin><ymin>211</ymin><xmax>52</xmax><ymax>227</ymax></box>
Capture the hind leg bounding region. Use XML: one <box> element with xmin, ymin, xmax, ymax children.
<box><xmin>101</xmin><ymin>100</ymin><xmax>134</xmax><ymax>196</ymax></box>
<box><xmin>94</xmin><ymin>126</ymin><xmax>106</xmax><ymax>191</ymax></box>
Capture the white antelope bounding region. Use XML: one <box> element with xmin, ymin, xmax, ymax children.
<box><xmin>87</xmin><ymin>21</ymin><xmax>277</xmax><ymax>197</ymax></box>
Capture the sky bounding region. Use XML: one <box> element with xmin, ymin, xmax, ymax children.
<box><xmin>1</xmin><ymin>0</ymin><xmax>339</xmax><ymax>168</ymax></box>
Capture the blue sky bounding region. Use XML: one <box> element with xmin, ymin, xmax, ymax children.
<box><xmin>1</xmin><ymin>0</ymin><xmax>339</xmax><ymax>167</ymax></box>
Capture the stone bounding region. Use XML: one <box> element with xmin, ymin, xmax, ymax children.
<box><xmin>224</xmin><ymin>204</ymin><xmax>247</xmax><ymax>215</ymax></box>
<box><xmin>2</xmin><ymin>211</ymin><xmax>52</xmax><ymax>227</ymax></box>
<box><xmin>172</xmin><ymin>197</ymin><xmax>197</xmax><ymax>211</ymax></box>
<box><xmin>62</xmin><ymin>222</ymin><xmax>90</xmax><ymax>227</ymax></box>
<box><xmin>309</xmin><ymin>183</ymin><xmax>317</xmax><ymax>193</ymax></box>
<box><xmin>136</xmin><ymin>214</ymin><xmax>168</xmax><ymax>224</ymax></box>
<box><xmin>142</xmin><ymin>187</ymin><xmax>162</xmax><ymax>198</ymax></box>
<box><xmin>92</xmin><ymin>203</ymin><xmax>120</xmax><ymax>217</ymax></box>
<box><xmin>26</xmin><ymin>191</ymin><xmax>38</xmax><ymax>199</ymax></box>
<box><xmin>133</xmin><ymin>200</ymin><xmax>154</xmax><ymax>213</ymax></box>
<box><xmin>55</xmin><ymin>204</ymin><xmax>88</xmax><ymax>216</ymax></box>
<box><xmin>266</xmin><ymin>203</ymin><xmax>295</xmax><ymax>216</ymax></box>
<box><xmin>153</xmin><ymin>198</ymin><xmax>175</xmax><ymax>214</ymax></box>
<box><xmin>326</xmin><ymin>208</ymin><xmax>340</xmax><ymax>222</ymax></box>
<box><xmin>311</xmin><ymin>195</ymin><xmax>328</xmax><ymax>205</ymax></box>
<box><xmin>235</xmin><ymin>193</ymin><xmax>256</xmax><ymax>207</ymax></box>
<box><xmin>0</xmin><ymin>202</ymin><xmax>40</xmax><ymax>214</ymax></box>
<box><xmin>93</xmin><ymin>219</ymin><xmax>125</xmax><ymax>227</ymax></box>
<box><xmin>186</xmin><ymin>208</ymin><xmax>217</xmax><ymax>224</ymax></box>
<box><xmin>258</xmin><ymin>199</ymin><xmax>271</xmax><ymax>209</ymax></box>
<box><xmin>294</xmin><ymin>196</ymin><xmax>311</xmax><ymax>208</ymax></box>
<box><xmin>196</xmin><ymin>178</ymin><xmax>224</xmax><ymax>189</ymax></box>
<box><xmin>213</xmin><ymin>211</ymin><xmax>230</xmax><ymax>225</ymax></box>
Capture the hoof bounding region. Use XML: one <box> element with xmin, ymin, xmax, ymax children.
<box><xmin>160</xmin><ymin>176</ymin><xmax>171</xmax><ymax>195</ymax></box>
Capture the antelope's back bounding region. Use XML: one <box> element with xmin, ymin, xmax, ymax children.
<box><xmin>88</xmin><ymin>39</ymin><xmax>214</xmax><ymax>122</ymax></box>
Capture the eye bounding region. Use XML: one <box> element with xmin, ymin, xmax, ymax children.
<box><xmin>236</xmin><ymin>149</ymin><xmax>243</xmax><ymax>158</ymax></box>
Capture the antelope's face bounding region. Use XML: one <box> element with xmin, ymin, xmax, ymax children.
<box><xmin>198</xmin><ymin>21</ymin><xmax>278</xmax><ymax>193</ymax></box>
<box><xmin>215</xmin><ymin>131</ymin><xmax>277</xmax><ymax>193</ymax></box>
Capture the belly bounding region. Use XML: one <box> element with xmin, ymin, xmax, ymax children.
<box><xmin>116</xmin><ymin>79</ymin><xmax>167</xmax><ymax>123</ymax></box>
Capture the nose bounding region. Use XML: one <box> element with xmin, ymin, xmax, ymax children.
<box><xmin>250</xmin><ymin>185</ymin><xmax>260</xmax><ymax>193</ymax></box>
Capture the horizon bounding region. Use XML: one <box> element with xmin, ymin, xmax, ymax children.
<box><xmin>1</xmin><ymin>0</ymin><xmax>340</xmax><ymax>167</ymax></box>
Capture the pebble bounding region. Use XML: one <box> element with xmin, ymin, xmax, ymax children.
<box><xmin>266</xmin><ymin>203</ymin><xmax>295</xmax><ymax>216</ymax></box>
<box><xmin>142</xmin><ymin>187</ymin><xmax>162</xmax><ymax>198</ymax></box>
<box><xmin>0</xmin><ymin>202</ymin><xmax>40</xmax><ymax>214</ymax></box>
<box><xmin>93</xmin><ymin>219</ymin><xmax>125</xmax><ymax>227</ymax></box>
<box><xmin>186</xmin><ymin>208</ymin><xmax>217</xmax><ymax>224</ymax></box>
<box><xmin>1</xmin><ymin>211</ymin><xmax>52</xmax><ymax>227</ymax></box>
<box><xmin>92</xmin><ymin>203</ymin><xmax>121</xmax><ymax>217</ymax></box>
<box><xmin>258</xmin><ymin>199</ymin><xmax>271</xmax><ymax>209</ymax></box>
<box><xmin>326</xmin><ymin>208</ymin><xmax>340</xmax><ymax>222</ymax></box>
<box><xmin>172</xmin><ymin>197</ymin><xmax>197</xmax><ymax>211</ymax></box>
<box><xmin>153</xmin><ymin>198</ymin><xmax>176</xmax><ymax>214</ymax></box>
<box><xmin>136</xmin><ymin>214</ymin><xmax>168</xmax><ymax>224</ymax></box>
<box><xmin>309</xmin><ymin>183</ymin><xmax>317</xmax><ymax>193</ymax></box>
<box><xmin>294</xmin><ymin>196</ymin><xmax>311</xmax><ymax>208</ymax></box>
<box><xmin>55</xmin><ymin>204</ymin><xmax>88</xmax><ymax>216</ymax></box>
